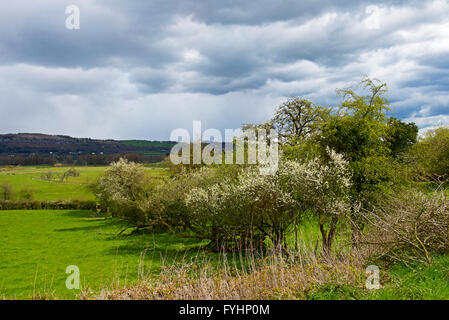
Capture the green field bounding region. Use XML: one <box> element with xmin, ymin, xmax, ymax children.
<box><xmin>0</xmin><ymin>210</ymin><xmax>210</xmax><ymax>299</ymax></box>
<box><xmin>1</xmin><ymin>209</ymin><xmax>448</xmax><ymax>299</ymax></box>
<box><xmin>0</xmin><ymin>166</ymin><xmax>168</xmax><ymax>201</ymax></box>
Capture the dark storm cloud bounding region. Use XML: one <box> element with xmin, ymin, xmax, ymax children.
<box><xmin>0</xmin><ymin>0</ymin><xmax>448</xmax><ymax>139</ymax></box>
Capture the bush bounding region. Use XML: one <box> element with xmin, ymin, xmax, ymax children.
<box><xmin>184</xmin><ymin>149</ymin><xmax>352</xmax><ymax>253</ymax></box>
<box><xmin>18</xmin><ymin>188</ymin><xmax>35</xmax><ymax>200</ymax></box>
<box><xmin>143</xmin><ymin>165</ymin><xmax>241</xmax><ymax>235</ymax></box>
<box><xmin>95</xmin><ymin>152</ymin><xmax>351</xmax><ymax>254</ymax></box>
<box><xmin>0</xmin><ymin>200</ymin><xmax>41</xmax><ymax>210</ymax></box>
<box><xmin>95</xmin><ymin>158</ymin><xmax>152</xmax><ymax>229</ymax></box>
<box><xmin>362</xmin><ymin>189</ymin><xmax>449</xmax><ymax>264</ymax></box>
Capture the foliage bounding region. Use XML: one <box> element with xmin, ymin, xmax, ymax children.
<box><xmin>41</xmin><ymin>171</ymin><xmax>55</xmax><ymax>181</ymax></box>
<box><xmin>293</xmin><ymin>149</ymin><xmax>352</xmax><ymax>254</ymax></box>
<box><xmin>271</xmin><ymin>97</ymin><xmax>329</xmax><ymax>145</ymax></box>
<box><xmin>96</xmin><ymin>158</ymin><xmax>152</xmax><ymax>229</ymax></box>
<box><xmin>275</xmin><ymin>79</ymin><xmax>416</xmax><ymax>205</ymax></box>
<box><xmin>184</xmin><ymin>149</ymin><xmax>351</xmax><ymax>253</ymax></box>
<box><xmin>185</xmin><ymin>164</ymin><xmax>297</xmax><ymax>250</ymax></box>
<box><xmin>145</xmin><ymin>165</ymin><xmax>243</xmax><ymax>237</ymax></box>
<box><xmin>385</xmin><ymin>117</ymin><xmax>418</xmax><ymax>158</ymax></box>
<box><xmin>317</xmin><ymin>78</ymin><xmax>390</xmax><ymax>164</ymax></box>
<box><xmin>239</xmin><ymin>78</ymin><xmax>420</xmax><ymax>252</ymax></box>
<box><xmin>40</xmin><ymin>168</ymin><xmax>80</xmax><ymax>183</ymax></box>
<box><xmin>408</xmin><ymin>127</ymin><xmax>449</xmax><ymax>180</ymax></box>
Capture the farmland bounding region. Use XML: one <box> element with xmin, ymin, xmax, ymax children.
<box><xmin>0</xmin><ymin>166</ymin><xmax>168</xmax><ymax>201</ymax></box>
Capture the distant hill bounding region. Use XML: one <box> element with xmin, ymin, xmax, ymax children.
<box><xmin>0</xmin><ymin>133</ymin><xmax>176</xmax><ymax>165</ymax></box>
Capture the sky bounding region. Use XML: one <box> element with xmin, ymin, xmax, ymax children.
<box><xmin>0</xmin><ymin>0</ymin><xmax>448</xmax><ymax>140</ymax></box>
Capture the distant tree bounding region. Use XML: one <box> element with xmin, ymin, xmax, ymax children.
<box><xmin>241</xmin><ymin>121</ymin><xmax>274</xmax><ymax>133</ymax></box>
<box><xmin>60</xmin><ymin>168</ymin><xmax>80</xmax><ymax>182</ymax></box>
<box><xmin>1</xmin><ymin>182</ymin><xmax>15</xmax><ymax>200</ymax></box>
<box><xmin>270</xmin><ymin>97</ymin><xmax>329</xmax><ymax>145</ymax></box>
<box><xmin>41</xmin><ymin>171</ymin><xmax>54</xmax><ymax>181</ymax></box>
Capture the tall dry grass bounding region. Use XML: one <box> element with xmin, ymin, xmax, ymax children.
<box><xmin>82</xmin><ymin>247</ymin><xmax>367</xmax><ymax>300</ymax></box>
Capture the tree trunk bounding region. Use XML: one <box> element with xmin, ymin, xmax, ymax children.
<box><xmin>294</xmin><ymin>215</ymin><xmax>299</xmax><ymax>252</ymax></box>
<box><xmin>320</xmin><ymin>217</ymin><xmax>338</xmax><ymax>256</ymax></box>
<box><xmin>351</xmin><ymin>223</ymin><xmax>361</xmax><ymax>249</ymax></box>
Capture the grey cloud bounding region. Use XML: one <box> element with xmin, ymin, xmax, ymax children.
<box><xmin>0</xmin><ymin>0</ymin><xmax>448</xmax><ymax>139</ymax></box>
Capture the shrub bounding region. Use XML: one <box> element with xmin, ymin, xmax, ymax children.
<box><xmin>95</xmin><ymin>152</ymin><xmax>351</xmax><ymax>254</ymax></box>
<box><xmin>144</xmin><ymin>165</ymin><xmax>241</xmax><ymax>235</ymax></box>
<box><xmin>185</xmin><ymin>165</ymin><xmax>298</xmax><ymax>251</ymax></box>
<box><xmin>291</xmin><ymin>149</ymin><xmax>352</xmax><ymax>254</ymax></box>
<box><xmin>95</xmin><ymin>158</ymin><xmax>151</xmax><ymax>230</ymax></box>
<box><xmin>184</xmin><ymin>149</ymin><xmax>352</xmax><ymax>253</ymax></box>
<box><xmin>18</xmin><ymin>188</ymin><xmax>35</xmax><ymax>200</ymax></box>
<box><xmin>362</xmin><ymin>189</ymin><xmax>449</xmax><ymax>264</ymax></box>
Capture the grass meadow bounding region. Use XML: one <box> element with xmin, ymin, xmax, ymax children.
<box><xmin>0</xmin><ymin>209</ymin><xmax>212</xmax><ymax>299</ymax></box>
